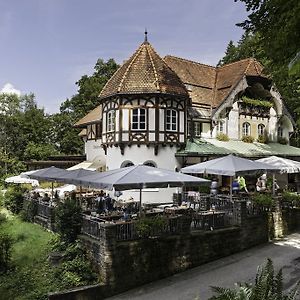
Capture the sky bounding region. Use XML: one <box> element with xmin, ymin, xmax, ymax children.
<box><xmin>0</xmin><ymin>0</ymin><xmax>248</xmax><ymax>113</ymax></box>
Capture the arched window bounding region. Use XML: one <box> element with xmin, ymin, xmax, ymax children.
<box><xmin>132</xmin><ymin>108</ymin><xmax>146</xmax><ymax>130</ymax></box>
<box><xmin>143</xmin><ymin>160</ymin><xmax>157</xmax><ymax>168</ymax></box>
<box><xmin>277</xmin><ymin>126</ymin><xmax>283</xmax><ymax>138</ymax></box>
<box><xmin>258</xmin><ymin>124</ymin><xmax>265</xmax><ymax>136</ymax></box>
<box><xmin>107</xmin><ymin>110</ymin><xmax>115</xmax><ymax>132</ymax></box>
<box><xmin>242</xmin><ymin>122</ymin><xmax>251</xmax><ymax>136</ymax></box>
<box><xmin>120</xmin><ymin>160</ymin><xmax>134</xmax><ymax>168</ymax></box>
<box><xmin>166</xmin><ymin>109</ymin><xmax>177</xmax><ymax>131</ymax></box>
<box><xmin>217</xmin><ymin>121</ymin><xmax>224</xmax><ymax>133</ymax></box>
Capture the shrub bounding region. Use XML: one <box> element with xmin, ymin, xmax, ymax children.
<box><xmin>20</xmin><ymin>200</ymin><xmax>38</xmax><ymax>222</ymax></box>
<box><xmin>0</xmin><ymin>233</ymin><xmax>14</xmax><ymax>273</ymax></box>
<box><xmin>241</xmin><ymin>96</ymin><xmax>273</xmax><ymax>108</ymax></box>
<box><xmin>241</xmin><ymin>135</ymin><xmax>254</xmax><ymax>143</ymax></box>
<box><xmin>0</xmin><ymin>212</ymin><xmax>7</xmax><ymax>224</ymax></box>
<box><xmin>278</xmin><ymin>137</ymin><xmax>288</xmax><ymax>144</ymax></box>
<box><xmin>257</xmin><ymin>134</ymin><xmax>269</xmax><ymax>144</ymax></box>
<box><xmin>252</xmin><ymin>193</ymin><xmax>273</xmax><ymax>208</ymax></box>
<box><xmin>216</xmin><ymin>133</ymin><xmax>229</xmax><ymax>141</ymax></box>
<box><xmin>53</xmin><ymin>241</ymin><xmax>97</xmax><ymax>288</ymax></box>
<box><xmin>55</xmin><ymin>198</ymin><xmax>82</xmax><ymax>243</ymax></box>
<box><xmin>282</xmin><ymin>192</ymin><xmax>300</xmax><ymax>207</ymax></box>
<box><xmin>4</xmin><ymin>185</ymin><xmax>25</xmax><ymax>214</ymax></box>
<box><xmin>135</xmin><ymin>215</ymin><xmax>168</xmax><ymax>238</ymax></box>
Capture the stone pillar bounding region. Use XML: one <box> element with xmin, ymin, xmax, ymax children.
<box><xmin>232</xmin><ymin>200</ymin><xmax>247</xmax><ymax>226</ymax></box>
<box><xmin>98</xmin><ymin>223</ymin><xmax>117</xmax><ymax>287</ymax></box>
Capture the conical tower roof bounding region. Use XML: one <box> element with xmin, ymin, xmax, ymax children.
<box><xmin>99</xmin><ymin>41</ymin><xmax>188</xmax><ymax>99</ymax></box>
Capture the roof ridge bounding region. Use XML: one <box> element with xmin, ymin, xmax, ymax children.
<box><xmin>218</xmin><ymin>58</ymin><xmax>252</xmax><ymax>69</ymax></box>
<box><xmin>117</xmin><ymin>42</ymin><xmax>145</xmax><ymax>92</ymax></box>
<box><xmin>146</xmin><ymin>44</ymin><xmax>160</xmax><ymax>91</ymax></box>
<box><xmin>164</xmin><ymin>55</ymin><xmax>216</xmax><ymax>69</ymax></box>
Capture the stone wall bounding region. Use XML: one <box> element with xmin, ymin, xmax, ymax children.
<box><xmin>50</xmin><ymin>205</ymin><xmax>300</xmax><ymax>299</ymax></box>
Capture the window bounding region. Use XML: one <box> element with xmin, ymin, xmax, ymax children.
<box><xmin>217</xmin><ymin>121</ymin><xmax>224</xmax><ymax>133</ymax></box>
<box><xmin>187</xmin><ymin>121</ymin><xmax>192</xmax><ymax>136</ymax></box>
<box><xmin>107</xmin><ymin>111</ymin><xmax>115</xmax><ymax>132</ymax></box>
<box><xmin>143</xmin><ymin>160</ymin><xmax>157</xmax><ymax>168</ymax></box>
<box><xmin>96</xmin><ymin>123</ymin><xmax>102</xmax><ymax>139</ymax></box>
<box><xmin>166</xmin><ymin>109</ymin><xmax>177</xmax><ymax>131</ymax></box>
<box><xmin>132</xmin><ymin>108</ymin><xmax>146</xmax><ymax>130</ymax></box>
<box><xmin>242</xmin><ymin>122</ymin><xmax>251</xmax><ymax>136</ymax></box>
<box><xmin>194</xmin><ymin>122</ymin><xmax>201</xmax><ymax>137</ymax></box>
<box><xmin>258</xmin><ymin>124</ymin><xmax>265</xmax><ymax>136</ymax></box>
<box><xmin>121</xmin><ymin>161</ymin><xmax>134</xmax><ymax>168</ymax></box>
<box><xmin>277</xmin><ymin>126</ymin><xmax>283</xmax><ymax>138</ymax></box>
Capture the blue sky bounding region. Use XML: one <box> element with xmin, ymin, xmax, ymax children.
<box><xmin>0</xmin><ymin>0</ymin><xmax>248</xmax><ymax>113</ymax></box>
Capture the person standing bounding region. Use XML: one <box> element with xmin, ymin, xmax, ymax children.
<box><xmin>238</xmin><ymin>176</ymin><xmax>249</xmax><ymax>193</ymax></box>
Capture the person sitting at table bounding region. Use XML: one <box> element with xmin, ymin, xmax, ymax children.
<box><xmin>32</xmin><ymin>191</ymin><xmax>39</xmax><ymax>200</ymax></box>
<box><xmin>232</xmin><ymin>178</ymin><xmax>240</xmax><ymax>194</ymax></box>
<box><xmin>42</xmin><ymin>193</ymin><xmax>50</xmax><ymax>203</ymax></box>
<box><xmin>210</xmin><ymin>178</ymin><xmax>218</xmax><ymax>196</ymax></box>
<box><xmin>256</xmin><ymin>174</ymin><xmax>267</xmax><ymax>192</ymax></box>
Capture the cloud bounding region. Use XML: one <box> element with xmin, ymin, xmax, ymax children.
<box><xmin>0</xmin><ymin>83</ymin><xmax>21</xmax><ymax>96</ymax></box>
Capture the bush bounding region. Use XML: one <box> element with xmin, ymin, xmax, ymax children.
<box><xmin>55</xmin><ymin>198</ymin><xmax>82</xmax><ymax>243</ymax></box>
<box><xmin>241</xmin><ymin>135</ymin><xmax>254</xmax><ymax>143</ymax></box>
<box><xmin>53</xmin><ymin>240</ymin><xmax>97</xmax><ymax>288</ymax></box>
<box><xmin>252</xmin><ymin>193</ymin><xmax>274</xmax><ymax>208</ymax></box>
<box><xmin>0</xmin><ymin>233</ymin><xmax>14</xmax><ymax>273</ymax></box>
<box><xmin>278</xmin><ymin>137</ymin><xmax>288</xmax><ymax>144</ymax></box>
<box><xmin>216</xmin><ymin>133</ymin><xmax>229</xmax><ymax>141</ymax></box>
<box><xmin>257</xmin><ymin>134</ymin><xmax>269</xmax><ymax>144</ymax></box>
<box><xmin>20</xmin><ymin>200</ymin><xmax>38</xmax><ymax>222</ymax></box>
<box><xmin>4</xmin><ymin>185</ymin><xmax>26</xmax><ymax>214</ymax></box>
<box><xmin>282</xmin><ymin>192</ymin><xmax>300</xmax><ymax>207</ymax></box>
<box><xmin>135</xmin><ymin>215</ymin><xmax>168</xmax><ymax>238</ymax></box>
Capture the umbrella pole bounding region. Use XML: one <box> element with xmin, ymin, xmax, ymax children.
<box><xmin>139</xmin><ymin>188</ymin><xmax>142</xmax><ymax>217</ymax></box>
<box><xmin>272</xmin><ymin>173</ymin><xmax>275</xmax><ymax>196</ymax></box>
<box><xmin>51</xmin><ymin>182</ymin><xmax>54</xmax><ymax>200</ymax></box>
<box><xmin>230</xmin><ymin>176</ymin><xmax>233</xmax><ymax>201</ymax></box>
<box><xmin>80</xmin><ymin>185</ymin><xmax>82</xmax><ymax>206</ymax></box>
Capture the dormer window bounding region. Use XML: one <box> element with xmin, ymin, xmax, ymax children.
<box><xmin>242</xmin><ymin>122</ymin><xmax>251</xmax><ymax>136</ymax></box>
<box><xmin>107</xmin><ymin>110</ymin><xmax>115</xmax><ymax>132</ymax></box>
<box><xmin>132</xmin><ymin>108</ymin><xmax>146</xmax><ymax>130</ymax></box>
<box><xmin>166</xmin><ymin>109</ymin><xmax>177</xmax><ymax>131</ymax></box>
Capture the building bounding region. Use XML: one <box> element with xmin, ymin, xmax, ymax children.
<box><xmin>75</xmin><ymin>35</ymin><xmax>300</xmax><ymax>201</ymax></box>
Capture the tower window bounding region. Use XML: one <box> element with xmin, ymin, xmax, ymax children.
<box><xmin>132</xmin><ymin>108</ymin><xmax>146</xmax><ymax>130</ymax></box>
<box><xmin>242</xmin><ymin>122</ymin><xmax>251</xmax><ymax>136</ymax></box>
<box><xmin>166</xmin><ymin>109</ymin><xmax>177</xmax><ymax>131</ymax></box>
<box><xmin>107</xmin><ymin>111</ymin><xmax>115</xmax><ymax>132</ymax></box>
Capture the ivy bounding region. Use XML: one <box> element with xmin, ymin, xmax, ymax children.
<box><xmin>241</xmin><ymin>96</ymin><xmax>273</xmax><ymax>108</ymax></box>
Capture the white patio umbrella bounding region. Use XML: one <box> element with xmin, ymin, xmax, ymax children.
<box><xmin>256</xmin><ymin>156</ymin><xmax>300</xmax><ymax>194</ymax></box>
<box><xmin>181</xmin><ymin>154</ymin><xmax>279</xmax><ymax>199</ymax></box>
<box><xmin>256</xmin><ymin>156</ymin><xmax>300</xmax><ymax>174</ymax></box>
<box><xmin>28</xmin><ymin>166</ymin><xmax>69</xmax><ymax>199</ymax></box>
<box><xmin>5</xmin><ymin>175</ymin><xmax>39</xmax><ymax>186</ymax></box>
<box><xmin>70</xmin><ymin>165</ymin><xmax>210</xmax><ymax>215</ymax></box>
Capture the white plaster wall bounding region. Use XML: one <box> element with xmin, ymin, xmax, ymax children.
<box><xmin>106</xmin><ymin>145</ymin><xmax>182</xmax><ymax>204</ymax></box>
<box><xmin>201</xmin><ymin>123</ymin><xmax>211</xmax><ymax>138</ymax></box>
<box><xmin>123</xmin><ymin>109</ymin><xmax>129</xmax><ymax>131</ymax></box>
<box><xmin>85</xmin><ymin>139</ymin><xmax>106</xmax><ymax>163</ymax></box>
<box><xmin>159</xmin><ymin>109</ymin><xmax>164</xmax><ymax>131</ymax></box>
<box><xmin>227</xmin><ymin>102</ymin><xmax>239</xmax><ymax>139</ymax></box>
<box><xmin>149</xmin><ymin>108</ymin><xmax>155</xmax><ymax>131</ymax></box>
<box><xmin>269</xmin><ymin>107</ymin><xmax>277</xmax><ymax>142</ymax></box>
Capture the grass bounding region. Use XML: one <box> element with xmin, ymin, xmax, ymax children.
<box><xmin>0</xmin><ymin>208</ymin><xmax>63</xmax><ymax>300</ymax></box>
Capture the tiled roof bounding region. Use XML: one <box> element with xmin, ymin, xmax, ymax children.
<box><xmin>164</xmin><ymin>56</ymin><xmax>266</xmax><ymax>108</ymax></box>
<box><xmin>74</xmin><ymin>105</ymin><xmax>102</xmax><ymax>127</ymax></box>
<box><xmin>99</xmin><ymin>42</ymin><xmax>189</xmax><ymax>99</ymax></box>
<box><xmin>177</xmin><ymin>138</ymin><xmax>300</xmax><ymax>158</ymax></box>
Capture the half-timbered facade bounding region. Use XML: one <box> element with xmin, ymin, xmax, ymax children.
<box><xmin>75</xmin><ymin>37</ymin><xmax>300</xmax><ymax>202</ymax></box>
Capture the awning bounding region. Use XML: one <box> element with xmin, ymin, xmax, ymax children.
<box><xmin>176</xmin><ymin>138</ymin><xmax>300</xmax><ymax>158</ymax></box>
<box><xmin>67</xmin><ymin>160</ymin><xmax>104</xmax><ymax>171</ymax></box>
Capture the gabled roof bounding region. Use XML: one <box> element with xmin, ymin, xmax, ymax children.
<box><xmin>164</xmin><ymin>56</ymin><xmax>266</xmax><ymax>108</ymax></box>
<box><xmin>99</xmin><ymin>41</ymin><xmax>189</xmax><ymax>99</ymax></box>
<box><xmin>74</xmin><ymin>105</ymin><xmax>102</xmax><ymax>127</ymax></box>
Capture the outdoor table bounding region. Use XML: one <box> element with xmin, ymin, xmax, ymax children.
<box><xmin>164</xmin><ymin>206</ymin><xmax>190</xmax><ymax>215</ymax></box>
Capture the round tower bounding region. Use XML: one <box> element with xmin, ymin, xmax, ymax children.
<box><xmin>99</xmin><ymin>38</ymin><xmax>190</xmax><ymax>172</ymax></box>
